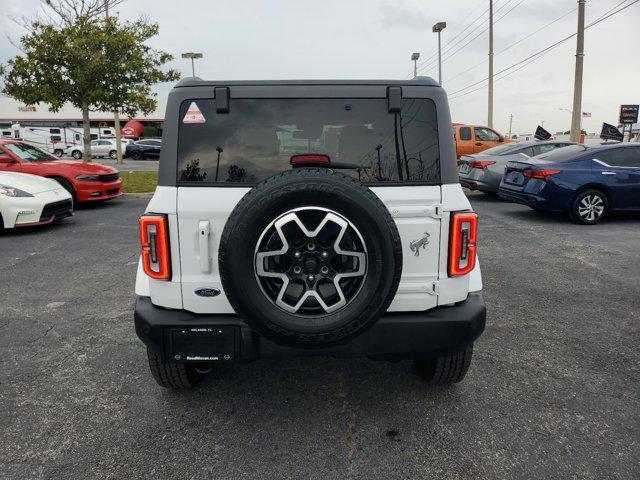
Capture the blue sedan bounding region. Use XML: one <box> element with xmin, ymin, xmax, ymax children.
<box><xmin>499</xmin><ymin>143</ymin><xmax>640</xmax><ymax>224</ymax></box>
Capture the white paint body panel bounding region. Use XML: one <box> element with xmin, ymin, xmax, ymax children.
<box><xmin>137</xmin><ymin>182</ymin><xmax>482</xmax><ymax>313</ymax></box>
<box><xmin>370</xmin><ymin>186</ymin><xmax>441</xmax><ymax>312</ymax></box>
<box><xmin>176</xmin><ymin>187</ymin><xmax>249</xmax><ymax>314</ymax></box>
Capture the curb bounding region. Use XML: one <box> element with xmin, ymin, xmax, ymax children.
<box><xmin>123</xmin><ymin>192</ymin><xmax>154</xmax><ymax>198</ymax></box>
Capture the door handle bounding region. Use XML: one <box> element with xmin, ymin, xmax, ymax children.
<box><xmin>601</xmin><ymin>171</ymin><xmax>616</xmax><ymax>175</ymax></box>
<box><xmin>475</xmin><ymin>142</ymin><xmax>483</xmax><ymax>146</ymax></box>
<box><xmin>198</xmin><ymin>220</ymin><xmax>211</xmax><ymax>273</ymax></box>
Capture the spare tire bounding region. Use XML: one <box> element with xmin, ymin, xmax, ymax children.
<box><xmin>219</xmin><ymin>168</ymin><xmax>402</xmax><ymax>348</ymax></box>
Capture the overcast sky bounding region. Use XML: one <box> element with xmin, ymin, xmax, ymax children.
<box><xmin>1</xmin><ymin>0</ymin><xmax>638</xmax><ymax>135</ymax></box>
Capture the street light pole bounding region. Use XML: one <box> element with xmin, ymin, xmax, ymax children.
<box><xmin>508</xmin><ymin>114</ymin><xmax>513</xmax><ymax>139</ymax></box>
<box><xmin>411</xmin><ymin>52</ymin><xmax>420</xmax><ymax>78</ymax></box>
<box><xmin>104</xmin><ymin>0</ymin><xmax>123</xmax><ymax>165</ymax></box>
<box><xmin>488</xmin><ymin>0</ymin><xmax>494</xmax><ymax>128</ymax></box>
<box><xmin>432</xmin><ymin>22</ymin><xmax>447</xmax><ymax>85</ymax></box>
<box><xmin>570</xmin><ymin>0</ymin><xmax>586</xmax><ymax>142</ymax></box>
<box><xmin>181</xmin><ymin>52</ymin><xmax>203</xmax><ymax>77</ymax></box>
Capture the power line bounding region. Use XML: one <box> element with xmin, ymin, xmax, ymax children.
<box><xmin>415</xmin><ymin>0</ymin><xmax>526</xmax><ymax>76</ymax></box>
<box><xmin>415</xmin><ymin>0</ymin><xmax>492</xmax><ymax>69</ymax></box>
<box><xmin>406</xmin><ymin>0</ymin><xmax>499</xmax><ymax>78</ymax></box>
<box><xmin>448</xmin><ymin>0</ymin><xmax>638</xmax><ymax>101</ymax></box>
<box><xmin>446</xmin><ymin>6</ymin><xmax>577</xmax><ymax>84</ymax></box>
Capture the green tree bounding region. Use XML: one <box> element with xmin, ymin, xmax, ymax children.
<box><xmin>0</xmin><ymin>2</ymin><xmax>179</xmax><ymax>161</ymax></box>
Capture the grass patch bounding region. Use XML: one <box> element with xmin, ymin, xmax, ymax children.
<box><xmin>119</xmin><ymin>171</ymin><xmax>158</xmax><ymax>193</ymax></box>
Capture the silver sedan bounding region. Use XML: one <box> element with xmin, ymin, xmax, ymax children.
<box><xmin>458</xmin><ymin>140</ymin><xmax>583</xmax><ymax>194</ymax></box>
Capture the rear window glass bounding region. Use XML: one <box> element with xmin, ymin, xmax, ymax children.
<box><xmin>459</xmin><ymin>127</ymin><xmax>471</xmax><ymax>141</ymax></box>
<box><xmin>177</xmin><ymin>98</ymin><xmax>440</xmax><ymax>185</ymax></box>
<box><xmin>481</xmin><ymin>143</ymin><xmax>521</xmax><ymax>155</ymax></box>
<box><xmin>535</xmin><ymin>144</ymin><xmax>587</xmax><ymax>162</ymax></box>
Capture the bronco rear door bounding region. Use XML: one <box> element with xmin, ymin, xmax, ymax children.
<box><xmin>169</xmin><ymin>83</ymin><xmax>447</xmax><ymax>314</ymax></box>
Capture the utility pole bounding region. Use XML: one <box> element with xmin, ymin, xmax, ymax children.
<box><xmin>488</xmin><ymin>0</ymin><xmax>494</xmax><ymax>128</ymax></box>
<box><xmin>104</xmin><ymin>0</ymin><xmax>123</xmax><ymax>165</ymax></box>
<box><xmin>508</xmin><ymin>114</ymin><xmax>513</xmax><ymax>138</ymax></box>
<box><xmin>432</xmin><ymin>22</ymin><xmax>447</xmax><ymax>85</ymax></box>
<box><xmin>570</xmin><ymin>0</ymin><xmax>586</xmax><ymax>142</ymax></box>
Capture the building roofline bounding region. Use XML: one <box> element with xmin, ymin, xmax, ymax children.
<box><xmin>0</xmin><ymin>118</ymin><xmax>164</xmax><ymax>122</ymax></box>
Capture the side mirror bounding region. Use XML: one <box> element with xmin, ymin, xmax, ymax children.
<box><xmin>498</xmin><ymin>137</ymin><xmax>505</xmax><ymax>143</ymax></box>
<box><xmin>0</xmin><ymin>155</ymin><xmax>15</xmax><ymax>164</ymax></box>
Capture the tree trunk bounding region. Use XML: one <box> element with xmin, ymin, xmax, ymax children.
<box><xmin>81</xmin><ymin>103</ymin><xmax>91</xmax><ymax>163</ymax></box>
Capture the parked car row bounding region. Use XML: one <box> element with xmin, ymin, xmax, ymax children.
<box><xmin>65</xmin><ymin>138</ymin><xmax>161</xmax><ymax>160</ymax></box>
<box><xmin>458</xmin><ymin>140</ymin><xmax>584</xmax><ymax>193</ymax></box>
<box><xmin>0</xmin><ymin>140</ymin><xmax>123</xmax><ymax>231</ymax></box>
<box><xmin>459</xmin><ymin>141</ymin><xmax>640</xmax><ymax>224</ymax></box>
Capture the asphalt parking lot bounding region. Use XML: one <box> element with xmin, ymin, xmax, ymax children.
<box><xmin>62</xmin><ymin>155</ymin><xmax>159</xmax><ymax>172</ymax></box>
<box><xmin>1</xmin><ymin>193</ymin><xmax>638</xmax><ymax>480</ymax></box>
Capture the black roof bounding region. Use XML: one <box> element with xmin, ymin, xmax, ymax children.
<box><xmin>174</xmin><ymin>76</ymin><xmax>440</xmax><ymax>88</ymax></box>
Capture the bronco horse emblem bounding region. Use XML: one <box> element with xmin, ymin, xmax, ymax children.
<box><xmin>409</xmin><ymin>232</ymin><xmax>430</xmax><ymax>256</ymax></box>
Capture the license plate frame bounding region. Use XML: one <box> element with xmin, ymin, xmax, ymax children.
<box><xmin>169</xmin><ymin>326</ymin><xmax>237</xmax><ymax>363</ymax></box>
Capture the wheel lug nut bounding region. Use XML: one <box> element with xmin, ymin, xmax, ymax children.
<box><xmin>307</xmin><ymin>243</ymin><xmax>315</xmax><ymax>251</ymax></box>
<box><xmin>321</xmin><ymin>251</ymin><xmax>329</xmax><ymax>258</ymax></box>
<box><xmin>293</xmin><ymin>266</ymin><xmax>302</xmax><ymax>274</ymax></box>
<box><xmin>320</xmin><ymin>266</ymin><xmax>329</xmax><ymax>275</ymax></box>
<box><xmin>293</xmin><ymin>251</ymin><xmax>301</xmax><ymax>258</ymax></box>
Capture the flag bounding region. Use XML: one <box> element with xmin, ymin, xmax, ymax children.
<box><xmin>600</xmin><ymin>122</ymin><xmax>623</xmax><ymax>142</ymax></box>
<box><xmin>534</xmin><ymin>125</ymin><xmax>552</xmax><ymax>141</ymax></box>
<box><xmin>582</xmin><ymin>112</ymin><xmax>591</xmax><ymax>118</ymax></box>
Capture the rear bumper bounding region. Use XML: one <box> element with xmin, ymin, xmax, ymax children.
<box><xmin>498</xmin><ymin>187</ymin><xmax>564</xmax><ymax>210</ymax></box>
<box><xmin>134</xmin><ymin>293</ymin><xmax>486</xmax><ymax>362</ymax></box>
<box><xmin>459</xmin><ymin>173</ymin><xmax>499</xmax><ymax>193</ymax></box>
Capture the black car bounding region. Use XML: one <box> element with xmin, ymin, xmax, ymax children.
<box><xmin>125</xmin><ymin>139</ymin><xmax>162</xmax><ymax>160</ymax></box>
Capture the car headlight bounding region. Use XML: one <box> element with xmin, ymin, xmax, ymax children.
<box><xmin>76</xmin><ymin>174</ymin><xmax>100</xmax><ymax>181</ymax></box>
<box><xmin>0</xmin><ymin>184</ymin><xmax>34</xmax><ymax>197</ymax></box>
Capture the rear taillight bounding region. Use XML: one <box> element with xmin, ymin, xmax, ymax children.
<box><xmin>523</xmin><ymin>169</ymin><xmax>561</xmax><ymax>181</ymax></box>
<box><xmin>448</xmin><ymin>212</ymin><xmax>478</xmax><ymax>277</ymax></box>
<box><xmin>139</xmin><ymin>214</ymin><xmax>171</xmax><ymax>280</ymax></box>
<box><xmin>469</xmin><ymin>160</ymin><xmax>496</xmax><ymax>169</ymax></box>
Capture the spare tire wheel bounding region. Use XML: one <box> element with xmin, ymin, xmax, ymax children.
<box><xmin>218</xmin><ymin>168</ymin><xmax>402</xmax><ymax>348</ymax></box>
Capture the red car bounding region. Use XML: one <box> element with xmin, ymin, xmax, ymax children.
<box><xmin>0</xmin><ymin>140</ymin><xmax>123</xmax><ymax>206</ymax></box>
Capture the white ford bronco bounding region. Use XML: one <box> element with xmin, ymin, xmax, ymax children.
<box><xmin>134</xmin><ymin>78</ymin><xmax>485</xmax><ymax>389</ymax></box>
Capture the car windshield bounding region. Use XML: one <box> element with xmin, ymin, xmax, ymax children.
<box><xmin>3</xmin><ymin>143</ymin><xmax>56</xmax><ymax>162</ymax></box>
<box><xmin>480</xmin><ymin>143</ymin><xmax>521</xmax><ymax>156</ymax></box>
<box><xmin>536</xmin><ymin>144</ymin><xmax>587</xmax><ymax>162</ymax></box>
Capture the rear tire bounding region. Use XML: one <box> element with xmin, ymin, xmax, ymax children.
<box><xmin>54</xmin><ymin>149</ymin><xmax>64</xmax><ymax>157</ymax></box>
<box><xmin>71</xmin><ymin>150</ymin><xmax>82</xmax><ymax>160</ymax></box>
<box><xmin>569</xmin><ymin>189</ymin><xmax>608</xmax><ymax>225</ymax></box>
<box><xmin>414</xmin><ymin>345</ymin><xmax>474</xmax><ymax>385</ymax></box>
<box><xmin>130</xmin><ymin>151</ymin><xmax>142</xmax><ymax>160</ymax></box>
<box><xmin>146</xmin><ymin>347</ymin><xmax>211</xmax><ymax>389</ymax></box>
<box><xmin>109</xmin><ymin>150</ymin><xmax>117</xmax><ymax>159</ymax></box>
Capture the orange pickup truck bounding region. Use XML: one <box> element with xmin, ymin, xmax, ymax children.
<box><xmin>453</xmin><ymin>124</ymin><xmax>512</xmax><ymax>159</ymax></box>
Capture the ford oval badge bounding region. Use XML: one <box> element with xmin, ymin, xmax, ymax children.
<box><xmin>195</xmin><ymin>287</ymin><xmax>221</xmax><ymax>297</ymax></box>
